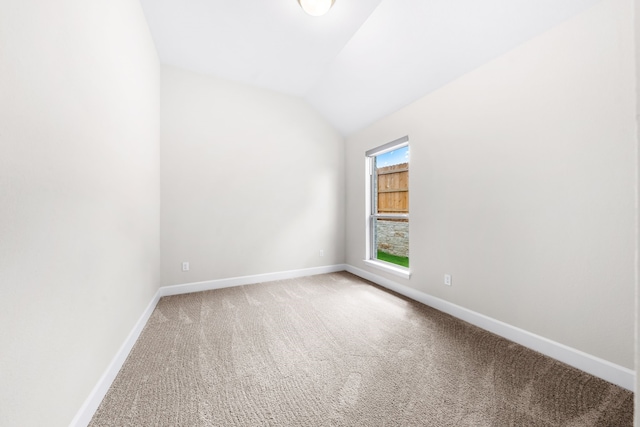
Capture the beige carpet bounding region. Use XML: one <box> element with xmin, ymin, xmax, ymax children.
<box><xmin>89</xmin><ymin>272</ymin><xmax>633</xmax><ymax>426</ymax></box>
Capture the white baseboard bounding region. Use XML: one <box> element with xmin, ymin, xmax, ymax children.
<box><xmin>69</xmin><ymin>290</ymin><xmax>162</xmax><ymax>427</ymax></box>
<box><xmin>345</xmin><ymin>264</ymin><xmax>635</xmax><ymax>392</ymax></box>
<box><xmin>159</xmin><ymin>264</ymin><xmax>347</xmax><ymax>297</ymax></box>
<box><xmin>69</xmin><ymin>264</ymin><xmax>347</xmax><ymax>426</ymax></box>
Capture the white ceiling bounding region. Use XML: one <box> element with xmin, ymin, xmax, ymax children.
<box><xmin>140</xmin><ymin>0</ymin><xmax>600</xmax><ymax>135</ymax></box>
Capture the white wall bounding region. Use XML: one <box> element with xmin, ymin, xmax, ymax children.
<box><xmin>346</xmin><ymin>0</ymin><xmax>636</xmax><ymax>369</ymax></box>
<box><xmin>161</xmin><ymin>65</ymin><xmax>344</xmax><ymax>286</ymax></box>
<box><xmin>0</xmin><ymin>1</ymin><xmax>160</xmax><ymax>425</ymax></box>
<box><xmin>635</xmin><ymin>0</ymin><xmax>639</xmax><ymax>420</ymax></box>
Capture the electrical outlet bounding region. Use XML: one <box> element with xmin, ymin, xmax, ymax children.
<box><xmin>444</xmin><ymin>274</ymin><xmax>452</xmax><ymax>286</ymax></box>
<box><xmin>182</xmin><ymin>262</ymin><xmax>189</xmax><ymax>272</ymax></box>
<box><xmin>319</xmin><ymin>249</ymin><xmax>324</xmax><ymax>257</ymax></box>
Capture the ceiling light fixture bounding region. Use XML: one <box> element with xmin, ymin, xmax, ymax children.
<box><xmin>298</xmin><ymin>0</ymin><xmax>335</xmax><ymax>16</ymax></box>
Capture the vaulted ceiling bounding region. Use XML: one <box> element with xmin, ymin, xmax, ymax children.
<box><xmin>139</xmin><ymin>0</ymin><xmax>600</xmax><ymax>135</ymax></box>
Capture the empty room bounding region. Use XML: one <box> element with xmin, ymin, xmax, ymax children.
<box><xmin>1</xmin><ymin>0</ymin><xmax>639</xmax><ymax>425</ymax></box>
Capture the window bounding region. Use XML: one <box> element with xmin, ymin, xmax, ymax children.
<box><xmin>365</xmin><ymin>136</ymin><xmax>410</xmax><ymax>277</ymax></box>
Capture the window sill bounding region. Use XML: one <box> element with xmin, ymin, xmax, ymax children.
<box><xmin>363</xmin><ymin>259</ymin><xmax>411</xmax><ymax>279</ymax></box>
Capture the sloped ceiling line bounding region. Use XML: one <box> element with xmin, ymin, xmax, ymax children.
<box><xmin>140</xmin><ymin>0</ymin><xmax>601</xmax><ymax>135</ymax></box>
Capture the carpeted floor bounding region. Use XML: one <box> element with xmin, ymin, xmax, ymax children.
<box><xmin>89</xmin><ymin>272</ymin><xmax>633</xmax><ymax>426</ymax></box>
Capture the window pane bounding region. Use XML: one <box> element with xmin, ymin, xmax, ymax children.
<box><xmin>374</xmin><ymin>146</ymin><xmax>409</xmax><ymax>215</ymax></box>
<box><xmin>368</xmin><ymin>141</ymin><xmax>409</xmax><ymax>269</ymax></box>
<box><xmin>374</xmin><ymin>218</ymin><xmax>409</xmax><ymax>268</ymax></box>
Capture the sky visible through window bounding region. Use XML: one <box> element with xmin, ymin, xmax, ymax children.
<box><xmin>376</xmin><ymin>146</ymin><xmax>409</xmax><ymax>167</ymax></box>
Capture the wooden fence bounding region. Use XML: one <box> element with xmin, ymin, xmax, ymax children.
<box><xmin>377</xmin><ymin>162</ymin><xmax>408</xmax><ymax>214</ymax></box>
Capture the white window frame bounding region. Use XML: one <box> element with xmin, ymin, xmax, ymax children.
<box><xmin>364</xmin><ymin>136</ymin><xmax>411</xmax><ymax>279</ymax></box>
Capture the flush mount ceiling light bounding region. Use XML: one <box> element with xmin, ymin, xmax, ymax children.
<box><xmin>298</xmin><ymin>0</ymin><xmax>335</xmax><ymax>16</ymax></box>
